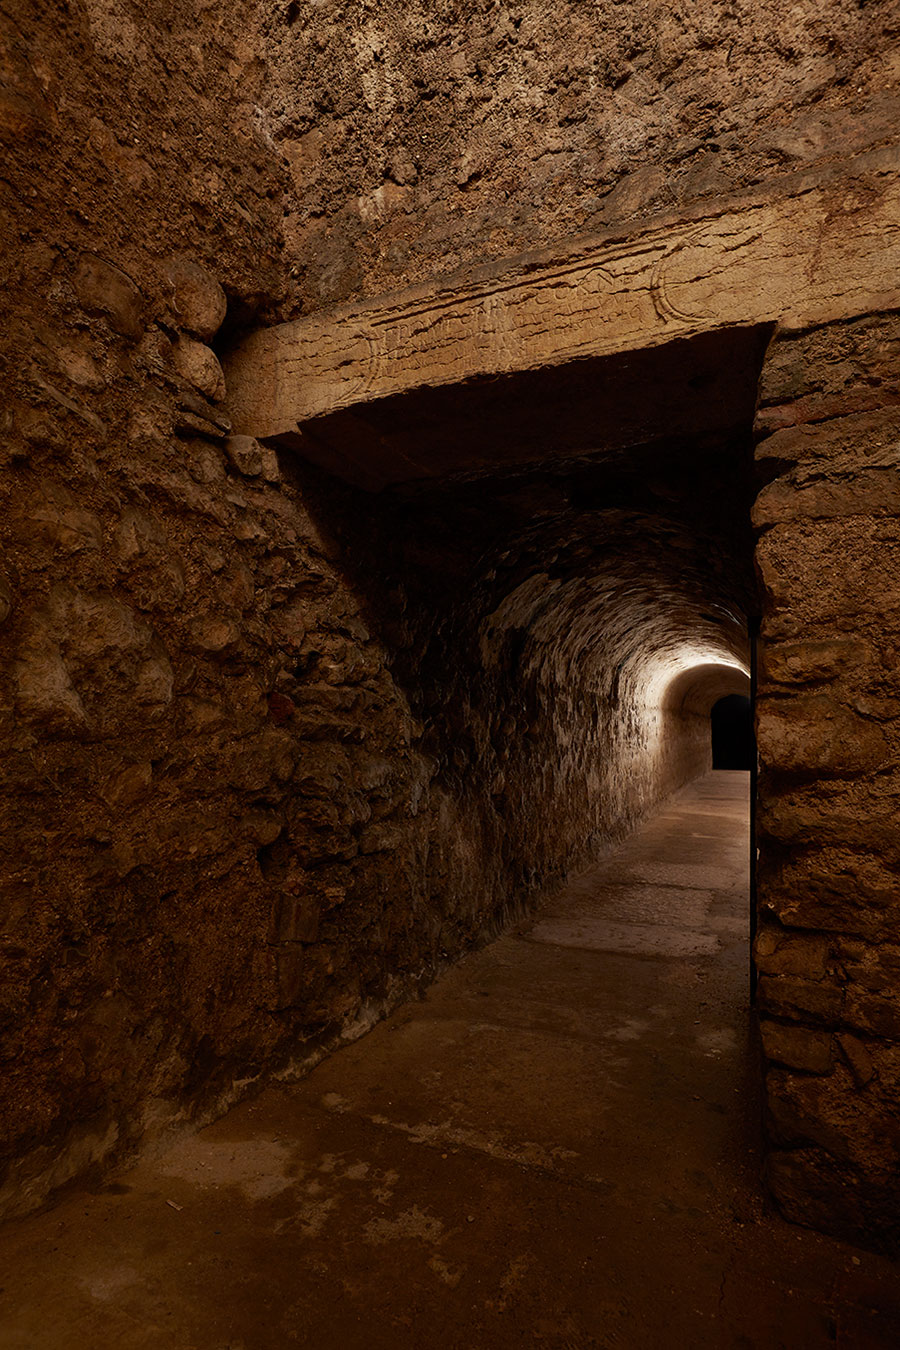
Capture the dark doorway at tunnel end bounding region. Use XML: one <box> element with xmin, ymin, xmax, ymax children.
<box><xmin>711</xmin><ymin>694</ymin><xmax>754</xmax><ymax>770</ymax></box>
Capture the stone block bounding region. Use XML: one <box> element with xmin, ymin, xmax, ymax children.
<box><xmin>27</xmin><ymin>497</ymin><xmax>103</xmax><ymax>553</ymax></box>
<box><xmin>843</xmin><ymin>989</ymin><xmax>900</xmax><ymax>1042</ymax></box>
<box><xmin>174</xmin><ymin>392</ymin><xmax>231</xmax><ymax>440</ymax></box>
<box><xmin>760</xmin><ymin>638</ymin><xmax>871</xmax><ymax>686</ymax></box>
<box><xmin>756</xmin><ymin>695</ymin><xmax>887</xmax><ymax>776</ymax></box>
<box><xmin>358</xmin><ymin>822</ymin><xmax>405</xmax><ymax>854</ymax></box>
<box><xmin>757</xmin><ymin>975</ymin><xmax>842</xmax><ymax>1024</ymax></box>
<box><xmin>756</xmin><ymin>516</ymin><xmax>900</xmax><ymax>627</ymax></box>
<box><xmin>224</xmin><ymin>434</ymin><xmax>263</xmax><ymax>477</ymax></box>
<box><xmin>840</xmin><ymin>944</ymin><xmax>900</xmax><ymax>994</ymax></box>
<box><xmin>173</xmin><ymin>337</ymin><xmax>226</xmax><ymax>402</ymax></box>
<box><xmin>189</xmin><ymin>614</ymin><xmax>240</xmax><ymax>656</ymax></box>
<box><xmin>164</xmin><ymin>255</ymin><xmax>227</xmax><ymax>340</ymax></box>
<box><xmin>754</xmin><ymin>472</ymin><xmax>900</xmax><ymax>528</ymax></box>
<box><xmin>233</xmin><ymin>730</ymin><xmax>298</xmax><ymax>793</ymax></box>
<box><xmin>14</xmin><ymin>640</ymin><xmax>87</xmax><ymax>731</ymax></box>
<box><xmin>836</xmin><ymin>1033</ymin><xmax>875</xmax><ymax>1087</ymax></box>
<box><xmin>239</xmin><ymin>811</ymin><xmax>283</xmax><ymax>846</ymax></box>
<box><xmin>134</xmin><ymin>656</ymin><xmax>174</xmax><ymax>709</ymax></box>
<box><xmin>100</xmin><ymin>762</ymin><xmax>153</xmax><ymax>809</ymax></box>
<box><xmin>260</xmin><ymin>446</ymin><xmax>281</xmax><ymax>482</ymax></box>
<box><xmin>760</xmin><ymin>1019</ymin><xmax>833</xmax><ymax>1074</ymax></box>
<box><xmin>754</xmin><ymin>927</ymin><xmax>827</xmax><ymax>979</ymax></box>
<box><xmin>765</xmin><ymin>1148</ymin><xmax>868</xmax><ymax>1247</ymax></box>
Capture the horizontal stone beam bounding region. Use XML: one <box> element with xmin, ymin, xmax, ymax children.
<box><xmin>225</xmin><ymin>147</ymin><xmax>900</xmax><ymax>440</ymax></box>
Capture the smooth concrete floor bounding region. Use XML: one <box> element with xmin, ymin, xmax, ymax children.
<box><xmin>2</xmin><ymin>772</ymin><xmax>899</xmax><ymax>1349</ymax></box>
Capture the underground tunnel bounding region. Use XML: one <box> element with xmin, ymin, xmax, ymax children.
<box><xmin>4</xmin><ymin>2</ymin><xmax>900</xmax><ymax>1332</ymax></box>
<box><xmin>273</xmin><ymin>324</ymin><xmax>764</xmax><ymax>957</ymax></box>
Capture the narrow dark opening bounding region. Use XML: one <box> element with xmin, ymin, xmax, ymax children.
<box><xmin>711</xmin><ymin>693</ymin><xmax>754</xmax><ymax>769</ymax></box>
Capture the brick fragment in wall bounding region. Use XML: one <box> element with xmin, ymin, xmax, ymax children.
<box><xmin>754</xmin><ymin>927</ymin><xmax>828</xmax><ymax>979</ymax></box>
<box><xmin>270</xmin><ymin>892</ymin><xmax>320</xmax><ymax>945</ymax></box>
<box><xmin>756</xmin><ymin>695</ymin><xmax>888</xmax><ymax>776</ymax></box>
<box><xmin>760</xmin><ymin>1020</ymin><xmax>833</xmax><ymax>1075</ymax></box>
<box><xmin>757</xmin><ymin>975</ymin><xmax>843</xmax><ymax>1024</ymax></box>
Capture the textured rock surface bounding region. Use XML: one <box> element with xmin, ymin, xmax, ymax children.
<box><xmin>263</xmin><ymin>0</ymin><xmax>900</xmax><ymax>305</ymax></box>
<box><xmin>1</xmin><ymin>0</ymin><xmax>899</xmax><ymax>1253</ymax></box>
<box><xmin>754</xmin><ymin>312</ymin><xmax>900</xmax><ymax>1254</ymax></box>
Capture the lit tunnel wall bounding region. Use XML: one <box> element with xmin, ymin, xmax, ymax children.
<box><xmin>300</xmin><ymin>422</ymin><xmax>759</xmax><ymax>961</ymax></box>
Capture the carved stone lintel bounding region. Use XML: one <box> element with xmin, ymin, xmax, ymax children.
<box><xmin>225</xmin><ymin>147</ymin><xmax>900</xmax><ymax>441</ymax></box>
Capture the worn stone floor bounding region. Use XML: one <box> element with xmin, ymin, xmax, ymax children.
<box><xmin>2</xmin><ymin>771</ymin><xmax>898</xmax><ymax>1349</ymax></box>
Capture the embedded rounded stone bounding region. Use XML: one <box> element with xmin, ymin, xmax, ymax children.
<box><xmin>73</xmin><ymin>253</ymin><xmax>144</xmax><ymax>339</ymax></box>
<box><xmin>165</xmin><ymin>256</ymin><xmax>227</xmax><ymax>340</ymax></box>
<box><xmin>173</xmin><ymin>336</ymin><xmax>226</xmax><ymax>402</ymax></box>
<box><xmin>224</xmin><ymin>434</ymin><xmax>263</xmax><ymax>477</ymax></box>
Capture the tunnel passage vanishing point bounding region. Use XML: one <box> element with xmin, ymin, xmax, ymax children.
<box><xmin>218</xmin><ymin>156</ymin><xmax>900</xmax><ymax>1255</ymax></box>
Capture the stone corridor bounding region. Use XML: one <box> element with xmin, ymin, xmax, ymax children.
<box><xmin>1</xmin><ymin>772</ymin><xmax>897</xmax><ymax>1349</ymax></box>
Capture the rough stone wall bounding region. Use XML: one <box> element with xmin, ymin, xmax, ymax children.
<box><xmin>1</xmin><ymin>0</ymin><xmax>437</xmax><ymax>1216</ymax></box>
<box><xmin>753</xmin><ymin>311</ymin><xmax>900</xmax><ymax>1254</ymax></box>
<box><xmin>263</xmin><ymin>0</ymin><xmax>900</xmax><ymax>306</ymax></box>
<box><xmin>3</xmin><ymin>0</ymin><xmax>895</xmax><ymax>1233</ymax></box>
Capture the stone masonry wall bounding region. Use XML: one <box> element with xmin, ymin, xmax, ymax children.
<box><xmin>3</xmin><ymin>0</ymin><xmax>896</xmax><ymax>1230</ymax></box>
<box><xmin>0</xmin><ymin>0</ymin><xmax>442</xmax><ymax>1217</ymax></box>
<box><xmin>753</xmin><ymin>311</ymin><xmax>900</xmax><ymax>1254</ymax></box>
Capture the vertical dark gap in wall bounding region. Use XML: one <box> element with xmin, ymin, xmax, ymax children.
<box><xmin>749</xmin><ymin>614</ymin><xmax>760</xmax><ymax>1004</ymax></box>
